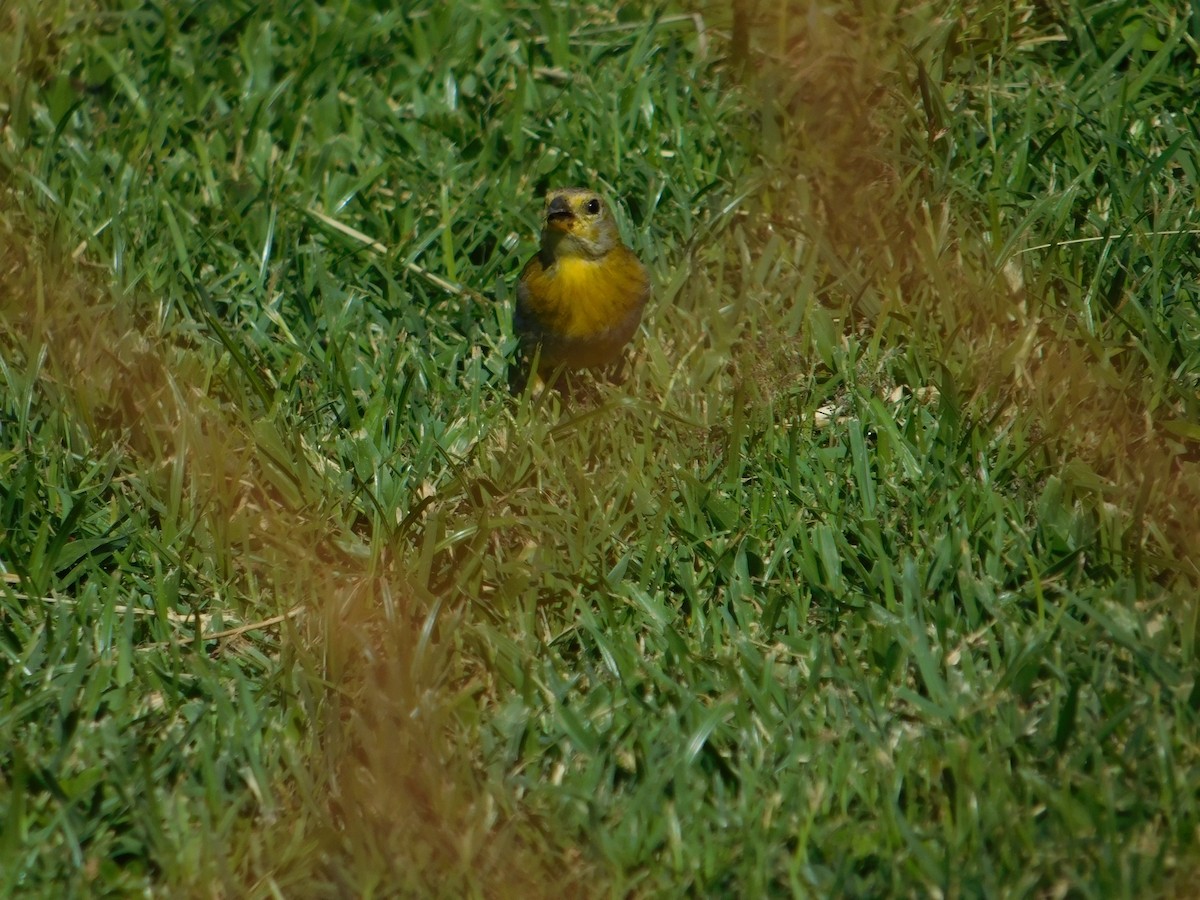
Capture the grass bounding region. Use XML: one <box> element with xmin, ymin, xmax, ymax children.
<box><xmin>1</xmin><ymin>0</ymin><xmax>1199</xmax><ymax>895</ymax></box>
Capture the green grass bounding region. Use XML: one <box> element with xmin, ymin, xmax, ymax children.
<box><xmin>2</xmin><ymin>0</ymin><xmax>1199</xmax><ymax>896</ymax></box>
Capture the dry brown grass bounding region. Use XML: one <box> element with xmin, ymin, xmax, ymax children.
<box><xmin>0</xmin><ymin>208</ymin><xmax>596</xmax><ymax>897</ymax></box>
<box><xmin>742</xmin><ymin>0</ymin><xmax>1200</xmax><ymax>587</ymax></box>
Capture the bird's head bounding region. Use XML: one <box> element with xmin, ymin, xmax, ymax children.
<box><xmin>539</xmin><ymin>188</ymin><xmax>621</xmax><ymax>261</ymax></box>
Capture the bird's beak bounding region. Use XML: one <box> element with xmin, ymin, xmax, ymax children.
<box><xmin>545</xmin><ymin>196</ymin><xmax>575</xmax><ymax>231</ymax></box>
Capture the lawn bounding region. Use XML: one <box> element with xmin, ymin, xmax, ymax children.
<box><xmin>2</xmin><ymin>0</ymin><xmax>1198</xmax><ymax>896</ymax></box>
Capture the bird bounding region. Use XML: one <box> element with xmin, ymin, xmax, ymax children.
<box><xmin>513</xmin><ymin>187</ymin><xmax>650</xmax><ymax>394</ymax></box>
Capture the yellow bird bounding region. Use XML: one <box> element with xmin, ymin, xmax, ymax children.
<box><xmin>514</xmin><ymin>187</ymin><xmax>650</xmax><ymax>392</ymax></box>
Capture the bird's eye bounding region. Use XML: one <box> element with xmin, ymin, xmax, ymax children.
<box><xmin>585</xmin><ymin>198</ymin><xmax>601</xmax><ymax>215</ymax></box>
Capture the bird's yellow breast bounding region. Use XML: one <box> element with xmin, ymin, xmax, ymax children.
<box><xmin>520</xmin><ymin>248</ymin><xmax>648</xmax><ymax>341</ymax></box>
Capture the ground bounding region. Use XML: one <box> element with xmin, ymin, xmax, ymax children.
<box><xmin>1</xmin><ymin>1</ymin><xmax>1198</xmax><ymax>896</ymax></box>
